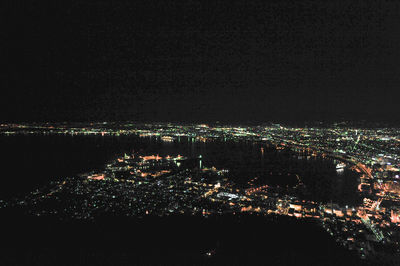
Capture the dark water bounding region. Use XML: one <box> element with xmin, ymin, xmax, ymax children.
<box><xmin>0</xmin><ymin>135</ymin><xmax>360</xmax><ymax>205</ymax></box>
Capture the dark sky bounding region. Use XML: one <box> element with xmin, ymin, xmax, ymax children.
<box><xmin>2</xmin><ymin>0</ymin><xmax>400</xmax><ymax>123</ymax></box>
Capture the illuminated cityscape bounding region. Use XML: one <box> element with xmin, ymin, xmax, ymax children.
<box><xmin>1</xmin><ymin>122</ymin><xmax>399</xmax><ymax>263</ymax></box>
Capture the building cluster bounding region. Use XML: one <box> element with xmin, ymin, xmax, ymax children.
<box><xmin>0</xmin><ymin>122</ymin><xmax>399</xmax><ymax>259</ymax></box>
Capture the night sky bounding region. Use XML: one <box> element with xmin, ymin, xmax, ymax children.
<box><xmin>3</xmin><ymin>0</ymin><xmax>400</xmax><ymax>123</ymax></box>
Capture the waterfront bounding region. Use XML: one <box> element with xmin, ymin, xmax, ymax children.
<box><xmin>0</xmin><ymin>134</ymin><xmax>365</xmax><ymax>265</ymax></box>
<box><xmin>0</xmin><ymin>134</ymin><xmax>359</xmax><ymax>205</ymax></box>
<box><xmin>0</xmin><ymin>122</ymin><xmax>399</xmax><ymax>264</ymax></box>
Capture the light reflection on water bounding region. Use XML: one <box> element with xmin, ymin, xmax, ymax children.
<box><xmin>0</xmin><ymin>135</ymin><xmax>360</xmax><ymax>204</ymax></box>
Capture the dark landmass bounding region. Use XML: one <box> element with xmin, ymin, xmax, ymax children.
<box><xmin>1</xmin><ymin>212</ymin><xmax>365</xmax><ymax>266</ymax></box>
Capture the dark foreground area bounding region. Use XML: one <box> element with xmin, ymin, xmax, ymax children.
<box><xmin>0</xmin><ymin>212</ymin><xmax>374</xmax><ymax>266</ymax></box>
